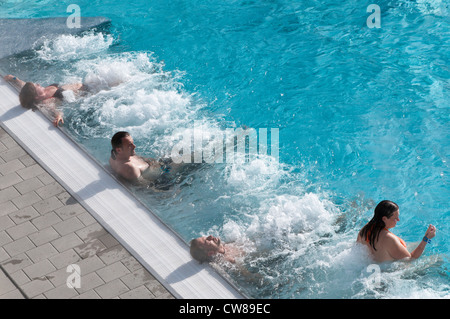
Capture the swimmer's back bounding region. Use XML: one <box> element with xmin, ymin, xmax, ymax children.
<box><xmin>357</xmin><ymin>229</ymin><xmax>405</xmax><ymax>262</ymax></box>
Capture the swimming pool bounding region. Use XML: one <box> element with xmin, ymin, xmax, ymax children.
<box><xmin>1</xmin><ymin>0</ymin><xmax>448</xmax><ymax>298</ymax></box>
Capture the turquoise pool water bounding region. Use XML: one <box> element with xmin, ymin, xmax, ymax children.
<box><xmin>1</xmin><ymin>0</ymin><xmax>449</xmax><ymax>298</ymax></box>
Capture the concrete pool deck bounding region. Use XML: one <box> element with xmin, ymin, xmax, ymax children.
<box><xmin>0</xmin><ymin>77</ymin><xmax>244</xmax><ymax>299</ymax></box>
<box><xmin>0</xmin><ymin>125</ymin><xmax>174</xmax><ymax>299</ymax></box>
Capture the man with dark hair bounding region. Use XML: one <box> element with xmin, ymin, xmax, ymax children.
<box><xmin>109</xmin><ymin>131</ymin><xmax>178</xmax><ymax>183</ymax></box>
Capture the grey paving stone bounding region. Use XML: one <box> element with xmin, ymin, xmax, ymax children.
<box><xmin>13</xmin><ymin>177</ymin><xmax>44</xmax><ymax>195</ymax></box>
<box><xmin>32</xmin><ymin>196</ymin><xmax>64</xmax><ymax>215</ymax></box>
<box><xmin>35</xmin><ymin>182</ymin><xmax>65</xmax><ymax>200</ymax></box>
<box><xmin>6</xmin><ymin>221</ymin><xmax>38</xmax><ymax>240</ymax></box>
<box><xmin>0</xmin><ymin>231</ymin><xmax>12</xmax><ymax>246</ymax></box>
<box><xmin>154</xmin><ymin>291</ymin><xmax>175</xmax><ymax>299</ymax></box>
<box><xmin>120</xmin><ymin>267</ymin><xmax>155</xmax><ymax>290</ymax></box>
<box><xmin>119</xmin><ymin>285</ymin><xmax>155</xmax><ymax>299</ymax></box>
<box><xmin>121</xmin><ymin>255</ymin><xmax>144</xmax><ymax>273</ymax></box>
<box><xmin>8</xmin><ymin>206</ymin><xmax>40</xmax><ymax>224</ymax></box>
<box><xmin>75</xmin><ymin>222</ymin><xmax>107</xmax><ymax>241</ymax></box>
<box><xmin>97</xmin><ymin>245</ymin><xmax>131</xmax><ymax>265</ymax></box>
<box><xmin>21</xmin><ymin>277</ymin><xmax>54</xmax><ymax>298</ymax></box>
<box><xmin>9</xmin><ymin>269</ymin><xmax>31</xmax><ymax>286</ymax></box>
<box><xmin>46</xmin><ymin>266</ymin><xmax>73</xmax><ymax>287</ymax></box>
<box><xmin>3</xmin><ymin>236</ymin><xmax>35</xmax><ymax>257</ymax></box>
<box><xmin>18</xmin><ymin>154</ymin><xmax>36</xmax><ymax>167</ymax></box>
<box><xmin>31</xmin><ymin>211</ymin><xmax>62</xmax><ymax>230</ymax></box>
<box><xmin>53</xmin><ymin>216</ymin><xmax>85</xmax><ymax>236</ymax></box>
<box><xmin>0</xmin><ymin>247</ymin><xmax>9</xmax><ymax>263</ymax></box>
<box><xmin>25</xmin><ymin>243</ymin><xmax>58</xmax><ymax>263</ymax></box>
<box><xmin>0</xmin><ymin>215</ymin><xmax>15</xmax><ymax>232</ymax></box>
<box><xmin>74</xmin><ymin>238</ymin><xmax>107</xmax><ymax>259</ymax></box>
<box><xmin>23</xmin><ymin>259</ymin><xmax>56</xmax><ymax>280</ymax></box>
<box><xmin>0</xmin><ymin>136</ymin><xmax>18</xmax><ymax>148</ymax></box>
<box><xmin>0</xmin><ymin>173</ymin><xmax>22</xmax><ymax>190</ymax></box>
<box><xmin>0</xmin><ymin>200</ymin><xmax>17</xmax><ymax>217</ymax></box>
<box><xmin>76</xmin><ymin>211</ymin><xmax>97</xmax><ymax>226</ymax></box>
<box><xmin>146</xmin><ymin>278</ymin><xmax>174</xmax><ymax>298</ymax></box>
<box><xmin>0</xmin><ymin>159</ymin><xmax>25</xmax><ymax>175</ymax></box>
<box><xmin>95</xmin><ymin>278</ymin><xmax>129</xmax><ymax>299</ymax></box>
<box><xmin>0</xmin><ymin>270</ymin><xmax>17</xmax><ymax>295</ymax></box>
<box><xmin>36</xmin><ymin>172</ymin><xmax>55</xmax><ymax>185</ymax></box>
<box><xmin>1</xmin><ymin>254</ymin><xmax>33</xmax><ymax>274</ymax></box>
<box><xmin>0</xmin><ymin>146</ymin><xmax>27</xmax><ymax>162</ymax></box>
<box><xmin>16</xmin><ymin>164</ymin><xmax>45</xmax><ymax>180</ymax></box>
<box><xmin>51</xmin><ymin>233</ymin><xmax>84</xmax><ymax>253</ymax></box>
<box><xmin>12</xmin><ymin>191</ymin><xmax>42</xmax><ymax>210</ymax></box>
<box><xmin>28</xmin><ymin>227</ymin><xmax>60</xmax><ymax>246</ymax></box>
<box><xmin>96</xmin><ymin>261</ymin><xmax>130</xmax><ymax>283</ymax></box>
<box><xmin>54</xmin><ymin>202</ymin><xmax>86</xmax><ymax>220</ymax></box>
<box><xmin>48</xmin><ymin>249</ymin><xmax>81</xmax><ymax>270</ymax></box>
<box><xmin>0</xmin><ymin>142</ymin><xmax>7</xmax><ymax>156</ymax></box>
<box><xmin>44</xmin><ymin>284</ymin><xmax>79</xmax><ymax>299</ymax></box>
<box><xmin>74</xmin><ymin>272</ymin><xmax>104</xmax><ymax>294</ymax></box>
<box><xmin>0</xmin><ymin>289</ymin><xmax>25</xmax><ymax>299</ymax></box>
<box><xmin>56</xmin><ymin>191</ymin><xmax>73</xmax><ymax>204</ymax></box>
<box><xmin>72</xmin><ymin>289</ymin><xmax>101</xmax><ymax>299</ymax></box>
<box><xmin>74</xmin><ymin>255</ymin><xmax>105</xmax><ymax>275</ymax></box>
<box><xmin>98</xmin><ymin>233</ymin><xmax>120</xmax><ymax>249</ymax></box>
<box><xmin>0</xmin><ymin>186</ymin><xmax>20</xmax><ymax>204</ymax></box>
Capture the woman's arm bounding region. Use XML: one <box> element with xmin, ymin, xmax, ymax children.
<box><xmin>3</xmin><ymin>74</ymin><xmax>26</xmax><ymax>89</ymax></box>
<box><xmin>410</xmin><ymin>225</ymin><xmax>436</xmax><ymax>259</ymax></box>
<box><xmin>61</xmin><ymin>83</ymin><xmax>84</xmax><ymax>93</ymax></box>
<box><xmin>38</xmin><ymin>100</ymin><xmax>64</xmax><ymax>127</ymax></box>
<box><xmin>389</xmin><ymin>224</ymin><xmax>436</xmax><ymax>261</ymax></box>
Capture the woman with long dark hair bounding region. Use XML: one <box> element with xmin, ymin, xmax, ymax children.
<box><xmin>357</xmin><ymin>200</ymin><xmax>436</xmax><ymax>262</ymax></box>
<box><xmin>3</xmin><ymin>74</ymin><xmax>86</xmax><ymax>127</ymax></box>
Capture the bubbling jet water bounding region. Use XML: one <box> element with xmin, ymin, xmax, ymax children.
<box><xmin>35</xmin><ymin>31</ymin><xmax>450</xmax><ymax>299</ymax></box>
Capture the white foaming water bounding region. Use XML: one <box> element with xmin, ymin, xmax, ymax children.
<box><xmin>37</xmin><ymin>31</ymin><xmax>449</xmax><ymax>299</ymax></box>
<box><xmin>242</xmin><ymin>193</ymin><xmax>335</xmax><ymax>249</ymax></box>
<box><xmin>35</xmin><ymin>31</ymin><xmax>114</xmax><ymax>61</ymax></box>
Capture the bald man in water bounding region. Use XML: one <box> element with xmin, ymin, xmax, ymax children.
<box><xmin>189</xmin><ymin>235</ymin><xmax>244</xmax><ymax>264</ymax></box>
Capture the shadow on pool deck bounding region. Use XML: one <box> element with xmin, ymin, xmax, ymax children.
<box><xmin>0</xmin><ymin>126</ymin><xmax>175</xmax><ymax>299</ymax></box>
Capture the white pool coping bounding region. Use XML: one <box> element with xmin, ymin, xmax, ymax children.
<box><xmin>0</xmin><ymin>77</ymin><xmax>245</xmax><ymax>299</ymax></box>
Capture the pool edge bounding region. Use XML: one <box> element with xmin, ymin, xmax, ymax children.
<box><xmin>0</xmin><ymin>77</ymin><xmax>246</xmax><ymax>299</ymax></box>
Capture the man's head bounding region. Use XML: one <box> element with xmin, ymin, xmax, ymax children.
<box><xmin>110</xmin><ymin>131</ymin><xmax>136</xmax><ymax>160</ymax></box>
<box><xmin>190</xmin><ymin>235</ymin><xmax>224</xmax><ymax>263</ymax></box>
<box><xmin>19</xmin><ymin>82</ymin><xmax>47</xmax><ymax>109</ymax></box>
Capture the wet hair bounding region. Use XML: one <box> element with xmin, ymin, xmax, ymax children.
<box><xmin>19</xmin><ymin>82</ymin><xmax>38</xmax><ymax>109</ymax></box>
<box><xmin>110</xmin><ymin>131</ymin><xmax>130</xmax><ymax>160</ymax></box>
<box><xmin>190</xmin><ymin>238</ymin><xmax>212</xmax><ymax>264</ymax></box>
<box><xmin>359</xmin><ymin>200</ymin><xmax>399</xmax><ymax>251</ymax></box>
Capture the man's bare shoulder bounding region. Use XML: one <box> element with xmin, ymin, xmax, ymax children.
<box><xmin>111</xmin><ymin>159</ymin><xmax>140</xmax><ymax>180</ymax></box>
